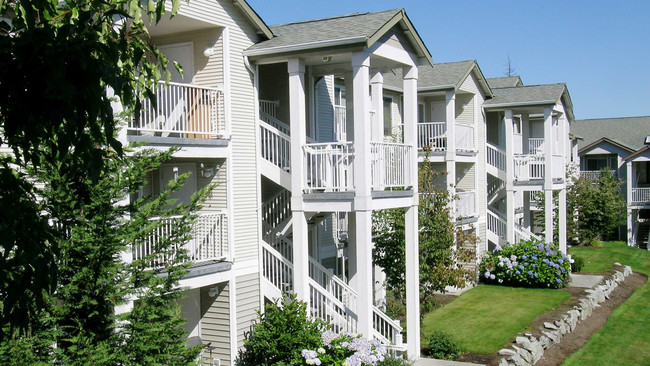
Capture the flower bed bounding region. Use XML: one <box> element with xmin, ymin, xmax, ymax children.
<box><xmin>480</xmin><ymin>240</ymin><xmax>573</xmax><ymax>288</ymax></box>
<box><xmin>301</xmin><ymin>331</ymin><xmax>387</xmax><ymax>366</ymax></box>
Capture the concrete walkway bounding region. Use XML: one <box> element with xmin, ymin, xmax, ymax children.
<box><xmin>413</xmin><ymin>358</ymin><xmax>484</xmax><ymax>366</ymax></box>
<box><xmin>569</xmin><ymin>273</ymin><xmax>603</xmax><ymax>288</ymax></box>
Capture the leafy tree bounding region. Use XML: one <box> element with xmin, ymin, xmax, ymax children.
<box><xmin>373</xmin><ymin>162</ymin><xmax>476</xmax><ymax>309</ymax></box>
<box><xmin>0</xmin><ymin>0</ymin><xmax>181</xmax><ymax>331</ymax></box>
<box><xmin>0</xmin><ymin>0</ymin><xmax>208</xmax><ymax>362</ymax></box>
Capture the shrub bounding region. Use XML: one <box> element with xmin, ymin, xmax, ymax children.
<box><xmin>571</xmin><ymin>255</ymin><xmax>585</xmax><ymax>273</ymax></box>
<box><xmin>236</xmin><ymin>295</ymin><xmax>328</xmax><ymax>366</ymax></box>
<box><xmin>301</xmin><ymin>331</ymin><xmax>388</xmax><ymax>365</ymax></box>
<box><xmin>377</xmin><ymin>355</ymin><xmax>411</xmax><ymax>366</ymax></box>
<box><xmin>479</xmin><ymin>240</ymin><xmax>572</xmax><ymax>288</ymax></box>
<box><xmin>423</xmin><ymin>330</ymin><xmax>461</xmax><ymax>360</ymax></box>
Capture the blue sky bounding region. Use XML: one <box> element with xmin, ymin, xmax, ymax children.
<box><xmin>247</xmin><ymin>0</ymin><xmax>650</xmax><ymax>120</ymax></box>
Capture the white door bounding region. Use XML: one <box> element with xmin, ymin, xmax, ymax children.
<box><xmin>160</xmin><ymin>163</ymin><xmax>198</xmax><ymax>208</ymax></box>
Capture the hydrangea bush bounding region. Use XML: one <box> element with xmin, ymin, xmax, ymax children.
<box><xmin>479</xmin><ymin>240</ymin><xmax>573</xmax><ymax>288</ymax></box>
<box><xmin>301</xmin><ymin>331</ymin><xmax>388</xmax><ymax>366</ymax></box>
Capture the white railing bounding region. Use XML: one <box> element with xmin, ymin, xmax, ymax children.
<box><xmin>417</xmin><ymin>122</ymin><xmax>446</xmax><ymax>151</ymax></box>
<box><xmin>486</xmin><ymin>143</ymin><xmax>506</xmax><ymax>171</ymax></box>
<box><xmin>456</xmin><ymin>191</ymin><xmax>476</xmax><ymax>218</ymax></box>
<box><xmin>552</xmin><ymin>155</ymin><xmax>565</xmax><ymax>179</ymax></box>
<box><xmin>260</xmin><ymin>120</ymin><xmax>291</xmax><ymax>171</ymax></box>
<box><xmin>262</xmin><ymin>222</ymin><xmax>293</xmax><ymax>262</ymax></box>
<box><xmin>259</xmin><ymin>99</ymin><xmax>279</xmax><ymax>119</ymax></box>
<box><xmin>632</xmin><ymin>188</ymin><xmax>650</xmax><ymax>204</ymax></box>
<box><xmin>529</xmin><ymin>138</ymin><xmax>544</xmax><ymax>154</ymax></box>
<box><xmin>370</xmin><ymin>142</ymin><xmax>412</xmax><ymax>189</ymax></box>
<box><xmin>389</xmin><ymin>124</ymin><xmax>404</xmax><ymax>143</ymax></box>
<box><xmin>455</xmin><ymin>125</ymin><xmax>475</xmax><ymax>151</ymax></box>
<box><xmin>262</xmin><ymin>190</ymin><xmax>291</xmax><ymax>230</ymax></box>
<box><xmin>487</xmin><ymin>210</ymin><xmax>506</xmax><ymax>240</ymax></box>
<box><xmin>514</xmin><ymin>224</ymin><xmax>543</xmax><ymax>244</ymax></box>
<box><xmin>309</xmin><ymin>258</ymin><xmax>357</xmax><ymax>310</ymax></box>
<box><xmin>580</xmin><ymin>170</ymin><xmax>617</xmax><ymax>180</ymax></box>
<box><xmin>310</xmin><ymin>280</ymin><xmax>358</xmax><ymax>334</ymax></box>
<box><xmin>373</xmin><ymin>306</ymin><xmax>404</xmax><ymax>349</ymax></box>
<box><xmin>334</xmin><ymin>105</ymin><xmax>347</xmax><ymax>142</ymax></box>
<box><xmin>303</xmin><ymin>142</ymin><xmax>354</xmax><ymax>192</ymax></box>
<box><xmin>260</xmin><ymin>112</ymin><xmax>290</xmax><ymax>136</ymax></box>
<box><xmin>132</xmin><ymin>81</ymin><xmax>225</xmax><ymax>138</ymax></box>
<box><xmin>133</xmin><ymin>212</ymin><xmax>228</xmax><ymax>269</ymax></box>
<box><xmin>514</xmin><ymin>154</ymin><xmax>545</xmax><ymax>181</ymax></box>
<box><xmin>262</xmin><ymin>241</ymin><xmax>293</xmax><ymax>293</ymax></box>
<box><xmin>487</xmin><ymin>175</ymin><xmax>504</xmax><ymax>199</ymax></box>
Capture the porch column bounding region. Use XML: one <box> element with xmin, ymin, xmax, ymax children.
<box><xmin>559</xmin><ymin>116</ymin><xmax>567</xmax><ymax>169</ymax></box>
<box><xmin>627</xmin><ymin>162</ymin><xmax>634</xmax><ymax>246</ymax></box>
<box><xmin>558</xmin><ymin>188</ymin><xmax>567</xmax><ymax>253</ymax></box>
<box><xmin>505</xmin><ymin>110</ymin><xmax>515</xmax><ymax>244</ymax></box>
<box><xmin>370</xmin><ymin>71</ymin><xmax>384</xmax><ymax>141</ymax></box>
<box><xmin>446</xmin><ymin>91</ymin><xmax>457</xmax><ymax>219</ymax></box>
<box><xmin>344</xmin><ymin>72</ymin><xmax>355</xmax><ymax>141</ymax></box>
<box><xmin>521</xmin><ymin>113</ymin><xmax>530</xmax><ymax>154</ymax></box>
<box><xmin>543</xmin><ymin>107</ymin><xmax>554</xmax><ymax>244</ymax></box>
<box><xmin>403</xmin><ymin>65</ymin><xmax>421</xmax><ymax>359</ymax></box>
<box><xmin>288</xmin><ymin>58</ymin><xmax>310</xmax><ymax>301</ymax></box>
<box><xmin>523</xmin><ymin>191</ymin><xmax>531</xmax><ymax>231</ymax></box>
<box><xmin>350</xmin><ymin>50</ymin><xmax>373</xmax><ymax>339</ymax></box>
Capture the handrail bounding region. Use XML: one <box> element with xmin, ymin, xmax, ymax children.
<box><xmin>372</xmin><ymin>305</ymin><xmax>404</xmax><ymax>347</ymax></box>
<box><xmin>260</xmin><ymin>110</ymin><xmax>290</xmax><ymax>136</ymax></box>
<box><xmin>486</xmin><ymin>143</ymin><xmax>506</xmax><ymax>171</ymax></box>
<box><xmin>259</xmin><ymin>120</ymin><xmax>291</xmax><ymax>171</ymax></box>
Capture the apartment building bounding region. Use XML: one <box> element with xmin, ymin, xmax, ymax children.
<box><xmin>573</xmin><ymin>116</ymin><xmax>650</xmax><ymax>247</ymax></box>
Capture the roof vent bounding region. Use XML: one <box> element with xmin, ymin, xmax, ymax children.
<box><xmin>645</xmin><ymin>136</ymin><xmax>650</xmax><ymax>145</ymax></box>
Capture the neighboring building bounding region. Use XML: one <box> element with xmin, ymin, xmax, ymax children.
<box><xmin>483</xmin><ymin>80</ymin><xmax>576</xmax><ymax>254</ymax></box>
<box><xmin>573</xmin><ymin>116</ymin><xmax>650</xmax><ymax>247</ymax></box>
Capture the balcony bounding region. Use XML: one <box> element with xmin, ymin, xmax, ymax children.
<box><xmin>417</xmin><ymin>122</ymin><xmax>475</xmax><ymax>152</ymax></box>
<box><xmin>132</xmin><ymin>212</ymin><xmax>229</xmax><ymax>270</ymax></box>
<box><xmin>513</xmin><ymin>154</ymin><xmax>564</xmax><ymax>181</ymax></box>
<box><xmin>456</xmin><ymin>190</ymin><xmax>476</xmax><ymax>218</ymax></box>
<box><xmin>529</xmin><ymin>138</ymin><xmax>544</xmax><ymax>154</ymax></box>
<box><xmin>631</xmin><ymin>188</ymin><xmax>650</xmax><ymax>205</ymax></box>
<box><xmin>580</xmin><ymin>170</ymin><xmax>618</xmax><ymax>180</ymax></box>
<box><xmin>128</xmin><ymin>81</ymin><xmax>226</xmax><ymax>140</ymax></box>
<box><xmin>302</xmin><ymin>141</ymin><xmax>413</xmax><ymax>193</ymax></box>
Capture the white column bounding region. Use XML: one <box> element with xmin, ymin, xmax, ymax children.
<box><xmin>559</xmin><ymin>117</ymin><xmax>567</xmax><ymax>169</ymax></box>
<box><xmin>505</xmin><ymin>110</ymin><xmax>515</xmax><ymax>244</ymax></box>
<box><xmin>288</xmin><ymin>58</ymin><xmax>310</xmax><ymax>301</ymax></box>
<box><xmin>521</xmin><ymin>113</ymin><xmax>530</xmax><ymax>154</ymax></box>
<box><xmin>445</xmin><ymin>91</ymin><xmax>457</xmax><ymax>219</ymax></box>
<box><xmin>351</xmin><ymin>211</ymin><xmax>373</xmax><ymax>338</ymax></box>
<box><xmin>370</xmin><ymin>72</ymin><xmax>384</xmax><ymax>141</ymax></box>
<box><xmin>627</xmin><ymin>162</ymin><xmax>634</xmax><ymax>246</ymax></box>
<box><xmin>344</xmin><ymin>72</ymin><xmax>354</xmax><ymax>142</ymax></box>
<box><xmin>403</xmin><ymin>65</ymin><xmax>420</xmax><ymax>359</ymax></box>
<box><xmin>558</xmin><ymin>188</ymin><xmax>567</xmax><ymax>253</ymax></box>
<box><xmin>222</xmin><ymin>27</ymin><xmax>232</xmax><ymax>138</ymax></box>
<box><xmin>543</xmin><ymin>107</ymin><xmax>554</xmax><ymax>244</ymax></box>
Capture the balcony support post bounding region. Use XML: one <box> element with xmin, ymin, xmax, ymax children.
<box><xmin>559</xmin><ymin>188</ymin><xmax>567</xmax><ymax>253</ymax></box>
<box><xmin>288</xmin><ymin>58</ymin><xmax>310</xmax><ymax>302</ymax></box>
<box><xmin>627</xmin><ymin>161</ymin><xmax>634</xmax><ymax>245</ymax></box>
<box><xmin>370</xmin><ymin>71</ymin><xmax>384</xmax><ymax>142</ymax></box>
<box><xmin>446</xmin><ymin>90</ymin><xmax>457</xmax><ymax>219</ymax></box>
<box><xmin>543</xmin><ymin>107</ymin><xmax>554</xmax><ymax>245</ymax></box>
<box><xmin>403</xmin><ymin>65</ymin><xmax>420</xmax><ymax>359</ymax></box>
<box><xmin>522</xmin><ymin>113</ymin><xmax>530</xmax><ymax>154</ymax></box>
<box><xmin>505</xmin><ymin>109</ymin><xmax>515</xmax><ymax>244</ymax></box>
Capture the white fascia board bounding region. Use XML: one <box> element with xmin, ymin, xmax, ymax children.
<box><xmin>244</xmin><ymin>36</ymin><xmax>367</xmax><ymax>57</ymax></box>
<box><xmin>483</xmin><ymin>100</ymin><xmax>557</xmax><ymax>109</ymax></box>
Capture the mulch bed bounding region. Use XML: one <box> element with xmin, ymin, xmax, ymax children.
<box><xmin>449</xmin><ymin>266</ymin><xmax>647</xmax><ymax>365</ymax></box>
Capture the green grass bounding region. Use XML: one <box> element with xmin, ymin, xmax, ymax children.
<box><xmin>563</xmin><ymin>242</ymin><xmax>650</xmax><ymax>366</ymax></box>
<box><xmin>421</xmin><ymin>285</ymin><xmax>570</xmax><ymax>354</ymax></box>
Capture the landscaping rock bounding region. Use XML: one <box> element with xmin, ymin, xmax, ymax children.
<box><xmin>515</xmin><ymin>336</ymin><xmax>531</xmax><ymax>349</ymax></box>
<box><xmin>543</xmin><ymin>321</ymin><xmax>558</xmax><ymax>330</ymax></box>
<box><xmin>499</xmin><ymin>348</ymin><xmax>517</xmax><ymax>356</ymax></box>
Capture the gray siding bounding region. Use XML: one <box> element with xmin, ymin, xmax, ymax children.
<box><xmin>236</xmin><ymin>273</ymin><xmax>260</xmax><ymax>349</ymax></box>
<box><xmin>316</xmin><ymin>76</ymin><xmax>335</xmax><ymax>142</ymax></box>
<box><xmin>200</xmin><ymin>284</ymin><xmax>231</xmax><ymax>365</ymax></box>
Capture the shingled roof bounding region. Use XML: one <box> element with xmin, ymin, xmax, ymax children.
<box><xmin>382</xmin><ymin>60</ymin><xmax>493</xmax><ymax>97</ymax></box>
<box><xmin>573</xmin><ymin>116</ymin><xmax>650</xmax><ymax>152</ymax></box>
<box><xmin>245</xmin><ymin>9</ymin><xmax>432</xmax><ymax>65</ymax></box>
<box><xmin>486</xmin><ymin>76</ymin><xmax>523</xmax><ymax>89</ymax></box>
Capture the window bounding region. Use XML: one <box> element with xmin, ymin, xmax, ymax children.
<box><xmin>585</xmin><ymin>154</ymin><xmax>617</xmax><ymax>171</ymax></box>
<box><xmin>334</xmin><ymin>85</ymin><xmax>346</xmax><ymax>107</ymax></box>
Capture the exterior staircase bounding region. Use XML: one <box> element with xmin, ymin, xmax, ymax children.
<box><xmin>636</xmin><ymin>220</ymin><xmax>650</xmax><ymax>250</ymax></box>
<box><xmin>257</xmin><ymin>106</ymin><xmax>405</xmax><ymax>349</ymax></box>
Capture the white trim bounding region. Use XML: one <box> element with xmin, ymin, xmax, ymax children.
<box><xmin>244</xmin><ymin>36</ymin><xmax>367</xmax><ymax>57</ymax></box>
<box><xmin>223</xmin><ymin>27</ymin><xmax>232</xmax><ymax>139</ymax></box>
<box><xmin>228</xmin><ymin>275</ymin><xmax>238</xmax><ymax>363</ymax></box>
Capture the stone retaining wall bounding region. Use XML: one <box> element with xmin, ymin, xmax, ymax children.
<box><xmin>498</xmin><ymin>264</ymin><xmax>633</xmax><ymax>366</ymax></box>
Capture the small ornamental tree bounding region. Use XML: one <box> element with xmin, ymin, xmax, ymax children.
<box><xmin>373</xmin><ymin>161</ymin><xmax>477</xmax><ymax>308</ymax></box>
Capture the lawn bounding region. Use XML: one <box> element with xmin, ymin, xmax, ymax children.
<box><xmin>421</xmin><ymin>285</ymin><xmax>570</xmax><ymax>354</ymax></box>
<box><xmin>563</xmin><ymin>242</ymin><xmax>650</xmax><ymax>366</ymax></box>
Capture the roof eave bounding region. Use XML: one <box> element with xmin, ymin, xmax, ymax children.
<box><xmin>483</xmin><ymin>100</ymin><xmax>557</xmax><ymax>109</ymax></box>
<box><xmin>244</xmin><ymin>36</ymin><xmax>367</xmax><ymax>57</ymax></box>
<box><xmin>232</xmin><ymin>0</ymin><xmax>273</xmax><ymax>40</ymax></box>
<box><xmin>579</xmin><ymin>137</ymin><xmax>636</xmax><ymax>155</ymax></box>
<box><xmin>367</xmin><ymin>9</ymin><xmax>433</xmax><ymax>67</ymax></box>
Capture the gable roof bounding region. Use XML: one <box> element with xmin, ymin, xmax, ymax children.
<box><xmin>233</xmin><ymin>0</ymin><xmax>273</xmax><ymax>40</ymax></box>
<box><xmin>578</xmin><ymin>137</ymin><xmax>636</xmax><ymax>155</ymax></box>
<box><xmin>623</xmin><ymin>146</ymin><xmax>650</xmax><ymax>162</ymax></box>
<box><xmin>381</xmin><ymin>60</ymin><xmax>493</xmax><ymax>97</ymax></box>
<box><xmin>244</xmin><ymin>9</ymin><xmax>433</xmax><ymax>65</ymax></box>
<box><xmin>487</xmin><ymin>76</ymin><xmax>523</xmax><ymax>89</ymax></box>
<box><xmin>573</xmin><ymin>116</ymin><xmax>650</xmax><ymax>152</ymax></box>
<box><xmin>483</xmin><ymin>83</ymin><xmax>574</xmax><ymax>121</ymax></box>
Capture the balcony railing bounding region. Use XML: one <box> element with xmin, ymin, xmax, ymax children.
<box><xmin>417</xmin><ymin>122</ymin><xmax>446</xmax><ymax>151</ymax></box>
<box><xmin>130</xmin><ymin>81</ymin><xmax>226</xmax><ymax>139</ymax></box>
<box><xmin>514</xmin><ymin>154</ymin><xmax>545</xmax><ymax>181</ymax></box>
<box><xmin>456</xmin><ymin>191</ymin><xmax>476</xmax><ymax>218</ymax></box>
<box><xmin>303</xmin><ymin>142</ymin><xmax>354</xmax><ymax>192</ymax></box>
<box><xmin>632</xmin><ymin>188</ymin><xmax>650</xmax><ymax>204</ymax></box>
<box><xmin>580</xmin><ymin>170</ymin><xmax>617</xmax><ymax>180</ymax></box>
<box><xmin>529</xmin><ymin>138</ymin><xmax>544</xmax><ymax>154</ymax></box>
<box><xmin>335</xmin><ymin>105</ymin><xmax>347</xmax><ymax>142</ymax></box>
<box><xmin>370</xmin><ymin>142</ymin><xmax>413</xmax><ymax>189</ymax></box>
<box><xmin>132</xmin><ymin>212</ymin><xmax>228</xmax><ymax>269</ymax></box>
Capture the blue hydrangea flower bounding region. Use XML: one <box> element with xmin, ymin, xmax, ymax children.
<box><xmin>490</xmin><ymin>274</ymin><xmax>495</xmax><ymax>280</ymax></box>
<box><xmin>556</xmin><ymin>278</ymin><xmax>561</xmax><ymax>283</ymax></box>
<box><xmin>518</xmin><ymin>265</ymin><xmax>524</xmax><ymax>270</ymax></box>
<box><xmin>522</xmin><ymin>254</ymin><xmax>528</xmax><ymax>260</ymax></box>
<box><xmin>528</xmin><ymin>271</ymin><xmax>533</xmax><ymax>276</ymax></box>
<box><xmin>531</xmin><ymin>256</ymin><xmax>537</xmax><ymax>261</ymax></box>
<box><xmin>558</xmin><ymin>258</ymin><xmax>564</xmax><ymax>264</ymax></box>
<box><xmin>516</xmin><ymin>270</ymin><xmax>521</xmax><ymax>275</ymax></box>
